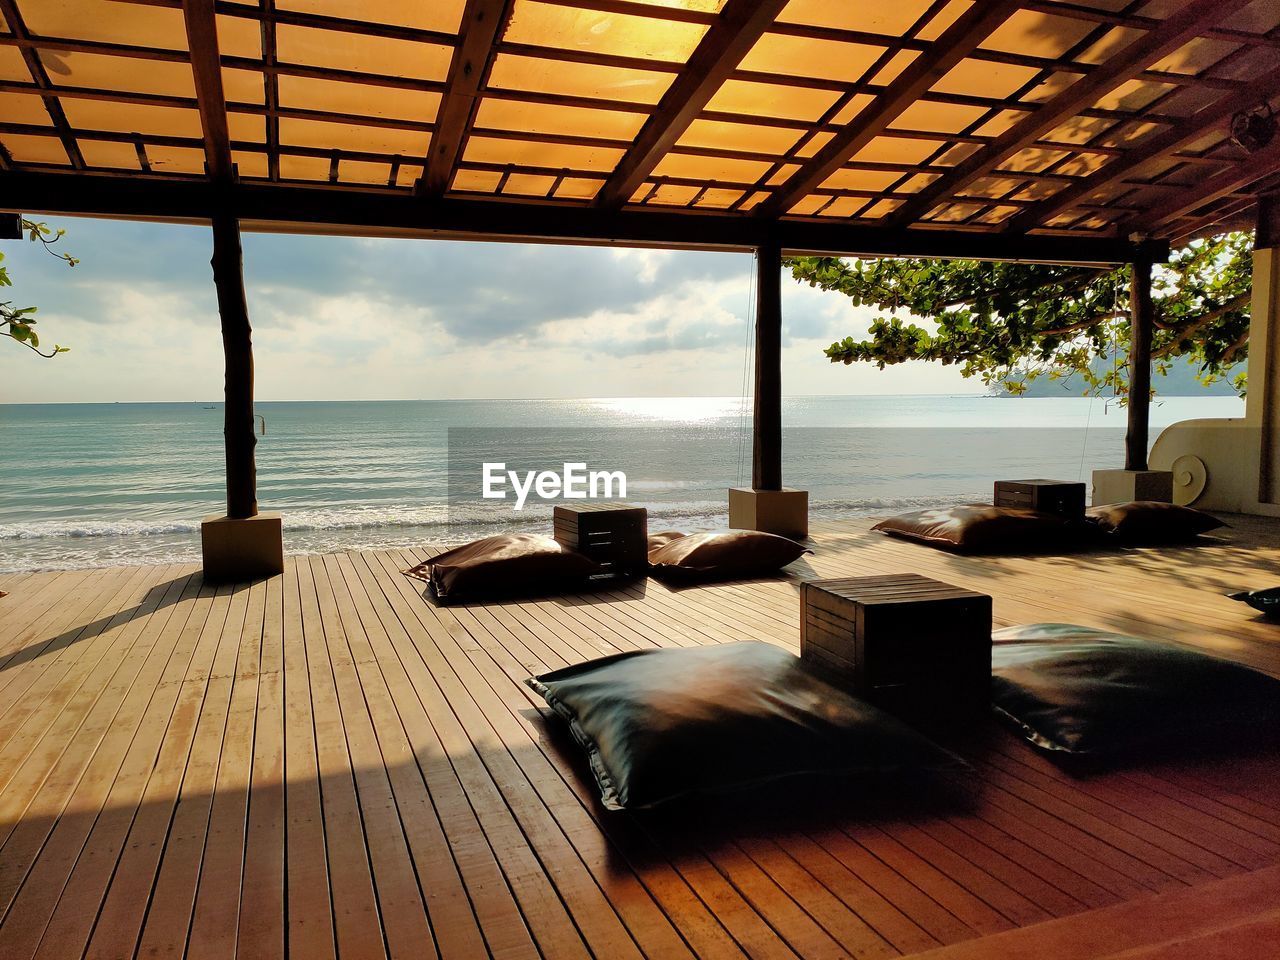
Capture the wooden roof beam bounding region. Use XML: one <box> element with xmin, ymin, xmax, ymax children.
<box><xmin>757</xmin><ymin>0</ymin><xmax>1023</xmax><ymax>219</ymax></box>
<box><xmin>181</xmin><ymin>0</ymin><xmax>233</xmax><ymax>182</ymax></box>
<box><xmin>1126</xmin><ymin>139</ymin><xmax>1280</xmax><ymax>235</ymax></box>
<box><xmin>0</xmin><ymin>170</ymin><xmax>1167</xmax><ymax>264</ymax></box>
<box><xmin>1005</xmin><ymin>75</ymin><xmax>1280</xmax><ymax>234</ymax></box>
<box><xmin>420</xmin><ymin>0</ymin><xmax>509</xmax><ymax>197</ymax></box>
<box><xmin>596</xmin><ymin>0</ymin><xmax>790</xmax><ymax>210</ymax></box>
<box><xmin>885</xmin><ymin>0</ymin><xmax>1255</xmax><ymax>230</ymax></box>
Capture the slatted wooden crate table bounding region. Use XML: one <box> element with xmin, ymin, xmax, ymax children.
<box><xmin>994</xmin><ymin>478</ymin><xmax>1087</xmax><ymax>518</ymax></box>
<box><xmin>800</xmin><ymin>574</ymin><xmax>993</xmax><ymax>715</ymax></box>
<box><xmin>553</xmin><ymin>501</ymin><xmax>648</xmax><ymax>579</ymax></box>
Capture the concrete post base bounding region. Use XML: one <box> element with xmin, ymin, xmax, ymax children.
<box><xmin>201</xmin><ymin>511</ymin><xmax>284</xmax><ymax>583</ymax></box>
<box><xmin>1091</xmin><ymin>469</ymin><xmax>1174</xmax><ymax>506</ymax></box>
<box><xmin>728</xmin><ymin>487</ymin><xmax>809</xmax><ymax>540</ymax></box>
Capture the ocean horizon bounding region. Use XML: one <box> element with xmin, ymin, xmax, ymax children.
<box><xmin>1</xmin><ymin>394</ymin><xmax>1245</xmax><ymax>572</ymax></box>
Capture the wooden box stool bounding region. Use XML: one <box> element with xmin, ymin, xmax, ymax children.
<box><xmin>994</xmin><ymin>478</ymin><xmax>1086</xmax><ymax>519</ymax></box>
<box><xmin>553</xmin><ymin>502</ymin><xmax>648</xmax><ymax>579</ymax></box>
<box><xmin>801</xmin><ymin>574</ymin><xmax>992</xmax><ymax>714</ymax></box>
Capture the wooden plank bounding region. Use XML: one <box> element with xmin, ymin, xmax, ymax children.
<box><xmin>29</xmin><ymin>581</ymin><xmax>229</xmax><ymax>960</ymax></box>
<box><xmin>902</xmin><ymin>863</ymin><xmax>1280</xmax><ymax>960</ymax></box>
<box><xmin>185</xmin><ymin>578</ymin><xmax>267</xmax><ymax>960</ymax></box>
<box><xmin>0</xmin><ymin>573</ymin><xmax>207</xmax><ymax>960</ymax></box>
<box><xmin>276</xmin><ymin>557</ymin><xmax>337</xmax><ymax>960</ymax></box>
<box><xmin>310</xmin><ymin>554</ymin><xmax>438</xmax><ymax>960</ymax></box>
<box><xmin>236</xmin><ymin>571</ymin><xmax>286</xmax><ymax>958</ymax></box>
<box><xmin>293</xmin><ymin>556</ymin><xmax>388</xmax><ymax>960</ymax></box>
<box><xmin>126</xmin><ymin>581</ymin><xmax>251</xmax><ymax>959</ymax></box>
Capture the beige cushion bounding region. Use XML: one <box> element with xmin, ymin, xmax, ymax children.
<box><xmin>404</xmin><ymin>534</ymin><xmax>598</xmax><ymax>603</ymax></box>
<box><xmin>646</xmin><ymin>531</ymin><xmax>688</xmax><ymax>553</ymax></box>
<box><xmin>648</xmin><ymin>530</ymin><xmax>807</xmax><ymax>583</ymax></box>
<box><xmin>872</xmin><ymin>504</ymin><xmax>1087</xmax><ymax>554</ymax></box>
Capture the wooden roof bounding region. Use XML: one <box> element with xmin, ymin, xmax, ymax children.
<box><xmin>2</xmin><ymin>0</ymin><xmax>1280</xmax><ymax>261</ymax></box>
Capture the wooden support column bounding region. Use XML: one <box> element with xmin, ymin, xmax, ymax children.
<box><xmin>1126</xmin><ymin>257</ymin><xmax>1155</xmax><ymax>472</ymax></box>
<box><xmin>731</xmin><ymin>238</ymin><xmax>805</xmax><ymax>537</ymax></box>
<box><xmin>753</xmin><ymin>237</ymin><xmax>783</xmax><ymax>491</ymax></box>
<box><xmin>211</xmin><ymin>204</ymin><xmax>257</xmax><ymax>519</ymax></box>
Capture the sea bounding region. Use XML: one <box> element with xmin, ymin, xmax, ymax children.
<box><xmin>0</xmin><ymin>395</ymin><xmax>1246</xmax><ymax>572</ymax></box>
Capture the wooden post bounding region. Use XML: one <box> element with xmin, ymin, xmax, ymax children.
<box><xmin>210</xmin><ymin>206</ymin><xmax>258</xmax><ymax>519</ymax></box>
<box><xmin>1125</xmin><ymin>257</ymin><xmax>1154</xmax><ymax>472</ymax></box>
<box><xmin>753</xmin><ymin>238</ymin><xmax>783</xmax><ymax>491</ymax></box>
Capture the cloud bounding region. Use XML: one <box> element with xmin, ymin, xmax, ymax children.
<box><xmin>1</xmin><ymin>216</ymin><xmax>973</xmax><ymax>401</ymax></box>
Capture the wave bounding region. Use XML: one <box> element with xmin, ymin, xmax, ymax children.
<box><xmin>0</xmin><ymin>493</ymin><xmax>979</xmax><ymax>543</ymax></box>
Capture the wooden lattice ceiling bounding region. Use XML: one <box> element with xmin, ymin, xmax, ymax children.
<box><xmin>2</xmin><ymin>0</ymin><xmax>1280</xmax><ymax>259</ymax></box>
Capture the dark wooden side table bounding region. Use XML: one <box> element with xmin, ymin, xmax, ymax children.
<box><xmin>994</xmin><ymin>479</ymin><xmax>1086</xmax><ymax>519</ymax></box>
<box><xmin>801</xmin><ymin>574</ymin><xmax>992</xmax><ymax>715</ymax></box>
<box><xmin>553</xmin><ymin>502</ymin><xmax>648</xmax><ymax>579</ymax></box>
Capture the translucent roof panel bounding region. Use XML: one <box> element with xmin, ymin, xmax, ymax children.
<box><xmin>504</xmin><ymin>1</ymin><xmax>709</xmax><ymax>63</ymax></box>
<box><xmin>277</xmin><ymin>0</ymin><xmax>468</xmax><ymax>34</ymax></box>
<box><xmin>462</xmin><ymin>136</ymin><xmax>624</xmax><ymax>172</ymax></box>
<box><xmin>20</xmin><ymin>0</ymin><xmax>188</xmax><ymax>48</ymax></box>
<box><xmin>60</xmin><ymin>100</ymin><xmax>204</xmax><ymax>139</ymax></box>
<box><xmin>705</xmin><ymin>79</ymin><xmax>839</xmax><ymax>123</ymax></box>
<box><xmin>677</xmin><ymin>119</ymin><xmax>801</xmax><ymax>156</ymax></box>
<box><xmin>0</xmin><ymin>46</ymin><xmax>28</xmax><ymax>81</ymax></box>
<box><xmin>980</xmin><ymin>10</ymin><xmax>1096</xmax><ymax>59</ymax></box>
<box><xmin>650</xmin><ymin>152</ymin><xmax>773</xmax><ymax>184</ymax></box>
<box><xmin>776</xmin><ymin>0</ymin><xmax>936</xmax><ymax>37</ymax></box>
<box><xmin>80</xmin><ymin>139</ymin><xmax>141</xmax><ymax>170</ymax></box>
<box><xmin>37</xmin><ymin>51</ymin><xmax>197</xmax><ymax>98</ymax></box>
<box><xmin>452</xmin><ymin>168</ymin><xmax>503</xmax><ymax>193</ymax></box>
<box><xmin>278</xmin><ymin>118</ymin><xmax>430</xmax><ymax>157</ymax></box>
<box><xmin>487</xmin><ymin>53</ymin><xmax>673</xmax><ymax>105</ymax></box>
<box><xmin>147</xmin><ymin>145</ymin><xmax>209</xmax><ymax>175</ymax></box>
<box><xmin>740</xmin><ymin>34</ymin><xmax>888</xmax><ymax>83</ymax></box>
<box><xmin>474</xmin><ymin>98</ymin><xmax>646</xmax><ymax>141</ymax></box>
<box><xmin>278</xmin><ymin>75</ymin><xmax>441</xmax><ymax>123</ymax></box>
<box><xmin>1</xmin><ymin>134</ymin><xmax>70</xmax><ymax>165</ymax></box>
<box><xmin>276</xmin><ymin>25</ymin><xmax>452</xmax><ymax>80</ymax></box>
<box><xmin>0</xmin><ymin>92</ymin><xmax>54</xmax><ymax>126</ymax></box>
<box><xmin>931</xmin><ymin>59</ymin><xmax>1040</xmax><ymax>101</ymax></box>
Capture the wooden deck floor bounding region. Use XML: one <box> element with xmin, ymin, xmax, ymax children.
<box><xmin>2</xmin><ymin>516</ymin><xmax>1280</xmax><ymax>960</ymax></box>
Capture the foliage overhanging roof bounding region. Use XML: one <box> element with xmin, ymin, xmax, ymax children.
<box><xmin>2</xmin><ymin>0</ymin><xmax>1279</xmax><ymax>262</ymax></box>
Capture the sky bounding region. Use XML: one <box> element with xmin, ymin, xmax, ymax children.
<box><xmin>1</xmin><ymin>216</ymin><xmax>974</xmax><ymax>403</ymax></box>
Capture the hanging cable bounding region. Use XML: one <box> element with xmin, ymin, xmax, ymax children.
<box><xmin>737</xmin><ymin>252</ymin><xmax>757</xmax><ymax>486</ymax></box>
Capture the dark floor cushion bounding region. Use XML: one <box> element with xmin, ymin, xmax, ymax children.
<box><xmin>528</xmin><ymin>641</ymin><xmax>964</xmax><ymax>810</ymax></box>
<box><xmin>1085</xmin><ymin>501</ymin><xmax>1224</xmax><ymax>544</ymax></box>
<box><xmin>872</xmin><ymin>505</ymin><xmax>1089</xmax><ymax>554</ymax></box>
<box><xmin>647</xmin><ymin>530</ymin><xmax>807</xmax><ymax>583</ymax></box>
<box><xmin>403</xmin><ymin>534</ymin><xmax>598</xmax><ymax>603</ymax></box>
<box><xmin>991</xmin><ymin>623</ymin><xmax>1280</xmax><ymax>755</ymax></box>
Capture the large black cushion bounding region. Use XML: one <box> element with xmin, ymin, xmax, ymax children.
<box><xmin>1085</xmin><ymin>501</ymin><xmax>1224</xmax><ymax>544</ymax></box>
<box><xmin>402</xmin><ymin>534</ymin><xmax>598</xmax><ymax>604</ymax></box>
<box><xmin>647</xmin><ymin>530</ymin><xmax>808</xmax><ymax>584</ymax></box>
<box><xmin>527</xmin><ymin>641</ymin><xmax>965</xmax><ymax>810</ymax></box>
<box><xmin>872</xmin><ymin>505</ymin><xmax>1093</xmax><ymax>554</ymax></box>
<box><xmin>991</xmin><ymin>623</ymin><xmax>1280</xmax><ymax>755</ymax></box>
